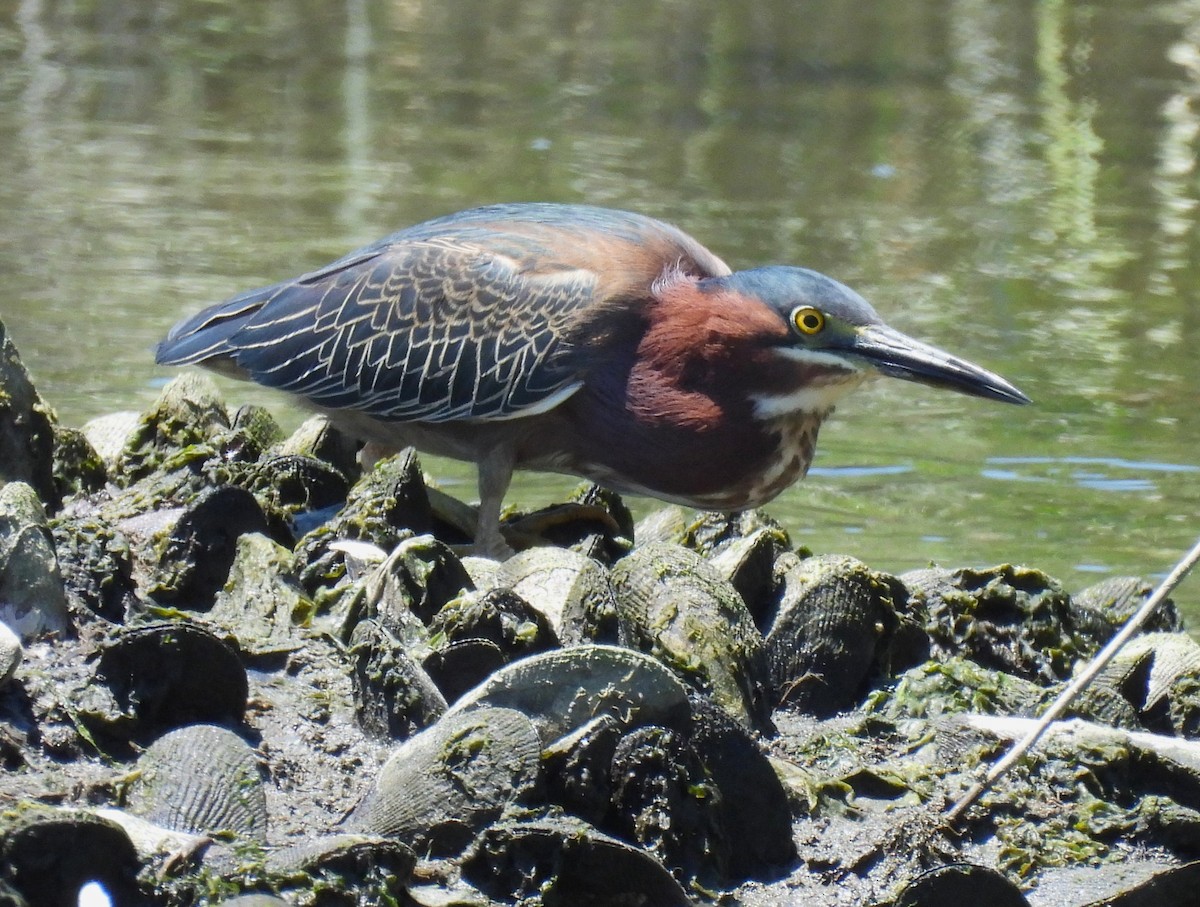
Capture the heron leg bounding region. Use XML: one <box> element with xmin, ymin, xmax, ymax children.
<box><xmin>475</xmin><ymin>445</ymin><xmax>516</xmax><ymax>559</ymax></box>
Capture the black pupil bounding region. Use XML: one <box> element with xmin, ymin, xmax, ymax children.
<box><xmin>803</xmin><ymin>313</ymin><xmax>820</xmax><ymax>330</ymax></box>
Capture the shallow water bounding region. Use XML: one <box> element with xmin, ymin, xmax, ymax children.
<box><xmin>4</xmin><ymin>0</ymin><xmax>1200</xmax><ymax>613</ymax></box>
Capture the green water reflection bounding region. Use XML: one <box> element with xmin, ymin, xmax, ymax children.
<box><xmin>3</xmin><ymin>0</ymin><xmax>1200</xmax><ymax>612</ymax></box>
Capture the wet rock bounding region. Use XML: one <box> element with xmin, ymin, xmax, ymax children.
<box><xmin>461</xmin><ymin>815</ymin><xmax>692</xmax><ymax>907</ymax></box>
<box><xmin>611</xmin><ymin>542</ymin><xmax>771</xmax><ymax>729</ymax></box>
<box><xmin>346</xmin><ymin>707</ymin><xmax>541</xmax><ymax>856</ymax></box>
<box><xmin>0</xmin><ymin>318</ymin><xmax>58</xmax><ymax>508</ymax></box>
<box><xmin>767</xmin><ymin>554</ymin><xmax>923</xmax><ymax>716</ymax></box>
<box><xmin>492</xmin><ymin>547</ymin><xmax>616</xmax><ymax>644</ymax></box>
<box><xmin>0</xmin><ymin>482</ymin><xmax>70</xmax><ymax>639</ymax></box>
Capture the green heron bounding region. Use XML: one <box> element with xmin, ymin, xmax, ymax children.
<box><xmin>157</xmin><ymin>203</ymin><xmax>1029</xmax><ymax>556</ymax></box>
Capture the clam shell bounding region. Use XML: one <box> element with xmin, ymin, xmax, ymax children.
<box><xmin>139</xmin><ymin>484</ymin><xmax>271</xmax><ymax>610</ymax></box>
<box><xmin>293</xmin><ymin>449</ymin><xmax>433</xmax><ymax>595</ymax></box>
<box><xmin>0</xmin><ymin>807</ymin><xmax>141</xmax><ymax>906</ymax></box>
<box><xmin>94</xmin><ymin>622</ymin><xmax>248</xmax><ymax>738</ymax></box>
<box><xmin>1073</xmin><ymin>575</ymin><xmax>1182</xmax><ymax>639</ymax></box>
<box><xmin>707</xmin><ymin>526</ymin><xmax>791</xmax><ymax>627</ymax></box>
<box><xmin>127</xmin><ymin>724</ymin><xmax>267</xmax><ymax>841</ymax></box>
<box><xmin>421</xmin><ymin>637</ymin><xmax>507</xmax><ymax>706</ymax></box>
<box><xmin>461</xmin><ymin>815</ymin><xmax>691</xmax><ymax>907</ymax></box>
<box><xmin>265</xmin><ymin>833</ymin><xmax>415</xmax><ymax>885</ymax></box>
<box><xmin>767</xmin><ymin>554</ymin><xmax>899</xmax><ymax>715</ymax></box>
<box><xmin>444</xmin><ymin>644</ymin><xmax>692</xmax><ymax>743</ymax></box>
<box><xmin>273</xmin><ymin>413</ymin><xmax>361</xmax><ymax>481</ymax></box>
<box><xmin>1111</xmin><ymin>632</ymin><xmax>1200</xmax><ymax>717</ymax></box>
<box><xmin>493</xmin><ymin>547</ymin><xmax>617</xmax><ymax>645</ymax></box>
<box><xmin>685</xmin><ymin>696</ymin><xmax>796</xmax><ymax>877</ymax></box>
<box><xmin>610</xmin><ymin>542</ymin><xmax>771</xmax><ymax>729</ymax></box>
<box><xmin>346</xmin><ymin>706</ymin><xmax>541</xmax><ymax>854</ymax></box>
<box><xmin>0</xmin><ymin>482</ymin><xmax>70</xmax><ymax>639</ymax></box>
<box><xmin>349</xmin><ymin>619</ymin><xmax>447</xmax><ymax>739</ymax></box>
<box><xmin>894</xmin><ymin>862</ymin><xmax>1030</xmax><ymax>907</ymax></box>
<box><xmin>0</xmin><ymin>620</ymin><xmax>21</xmax><ymax>688</ymax></box>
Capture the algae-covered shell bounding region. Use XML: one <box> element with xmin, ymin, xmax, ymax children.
<box><xmin>293</xmin><ymin>449</ymin><xmax>433</xmax><ymax>596</ymax></box>
<box><xmin>894</xmin><ymin>862</ymin><xmax>1030</xmax><ymax>907</ymax></box>
<box><xmin>346</xmin><ymin>706</ymin><xmax>541</xmax><ymax>854</ymax></box>
<box><xmin>707</xmin><ymin>526</ymin><xmax>791</xmax><ymax>627</ymax></box>
<box><xmin>349</xmin><ymin>619</ymin><xmax>447</xmax><ymax>739</ymax></box>
<box><xmin>461</xmin><ymin>815</ymin><xmax>692</xmax><ymax>907</ymax></box>
<box><xmin>127</xmin><ymin>724</ymin><xmax>268</xmax><ymax>841</ymax></box>
<box><xmin>766</xmin><ymin>554</ymin><xmax>908</xmax><ymax>716</ymax></box>
<box><xmin>0</xmin><ymin>807</ymin><xmax>142</xmax><ymax>906</ymax></box>
<box><xmin>610</xmin><ymin>542</ymin><xmax>771</xmax><ymax>729</ymax></box>
<box><xmin>445</xmin><ymin>644</ymin><xmax>692</xmax><ymax>743</ymax></box>
<box><xmin>94</xmin><ymin>622</ymin><xmax>248</xmax><ymax>737</ymax></box>
<box><xmin>0</xmin><ymin>481</ymin><xmax>70</xmax><ymax>639</ymax></box>
<box><xmin>245</xmin><ymin>453</ymin><xmax>349</xmax><ymax>523</ymax></box>
<box><xmin>493</xmin><ymin>547</ymin><xmax>617</xmax><ymax>645</ymax></box>
<box><xmin>265</xmin><ymin>833</ymin><xmax>416</xmax><ymax>892</ymax></box>
<box><xmin>903</xmin><ymin>564</ymin><xmax>1079</xmax><ymax>683</ymax></box>
<box><xmin>428</xmin><ymin>587</ymin><xmax>557</xmax><ymax>659</ymax></box>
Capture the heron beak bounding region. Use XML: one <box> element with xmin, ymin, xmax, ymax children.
<box><xmin>851</xmin><ymin>324</ymin><xmax>1031</xmax><ymax>405</ymax></box>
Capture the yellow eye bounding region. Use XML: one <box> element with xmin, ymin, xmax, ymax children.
<box><xmin>792</xmin><ymin>306</ymin><xmax>825</xmax><ymax>335</ymax></box>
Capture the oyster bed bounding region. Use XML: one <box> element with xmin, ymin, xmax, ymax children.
<box><xmin>3</xmin><ymin>317</ymin><xmax>1200</xmax><ymax>906</ymax></box>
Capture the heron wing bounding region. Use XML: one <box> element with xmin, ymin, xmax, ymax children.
<box><xmin>157</xmin><ymin>237</ymin><xmax>597</xmax><ymax>423</ymax></box>
<box><xmin>157</xmin><ymin>204</ymin><xmax>731</xmax><ymax>424</ymax></box>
